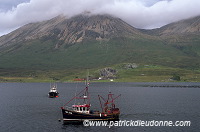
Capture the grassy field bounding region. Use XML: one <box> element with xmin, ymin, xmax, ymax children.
<box><xmin>1</xmin><ymin>64</ymin><xmax>200</xmax><ymax>82</ymax></box>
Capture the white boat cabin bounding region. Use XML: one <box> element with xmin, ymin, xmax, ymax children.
<box><xmin>72</xmin><ymin>104</ymin><xmax>90</xmax><ymax>114</ymax></box>
<box><xmin>50</xmin><ymin>87</ymin><xmax>57</xmax><ymax>92</ymax></box>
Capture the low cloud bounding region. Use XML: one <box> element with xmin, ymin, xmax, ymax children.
<box><xmin>0</xmin><ymin>0</ymin><xmax>200</xmax><ymax>36</ymax></box>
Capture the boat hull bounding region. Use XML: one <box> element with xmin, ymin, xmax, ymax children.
<box><xmin>48</xmin><ymin>92</ymin><xmax>59</xmax><ymax>98</ymax></box>
<box><xmin>61</xmin><ymin>107</ymin><xmax>119</xmax><ymax>124</ymax></box>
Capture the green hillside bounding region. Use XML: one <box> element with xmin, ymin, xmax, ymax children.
<box><xmin>1</xmin><ymin>36</ymin><xmax>198</xmax><ymax>69</ymax></box>
<box><xmin>1</xmin><ymin>36</ymin><xmax>200</xmax><ymax>82</ymax></box>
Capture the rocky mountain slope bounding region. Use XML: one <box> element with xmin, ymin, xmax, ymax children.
<box><xmin>141</xmin><ymin>16</ymin><xmax>200</xmax><ymax>36</ymax></box>
<box><xmin>154</xmin><ymin>16</ymin><xmax>200</xmax><ymax>36</ymax></box>
<box><xmin>0</xmin><ymin>14</ymin><xmax>146</xmax><ymax>49</ymax></box>
<box><xmin>140</xmin><ymin>15</ymin><xmax>200</xmax><ymax>57</ymax></box>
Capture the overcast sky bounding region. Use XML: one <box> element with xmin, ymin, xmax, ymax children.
<box><xmin>0</xmin><ymin>0</ymin><xmax>200</xmax><ymax>36</ymax></box>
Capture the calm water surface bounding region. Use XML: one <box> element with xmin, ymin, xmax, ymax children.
<box><xmin>0</xmin><ymin>82</ymin><xmax>199</xmax><ymax>132</ymax></box>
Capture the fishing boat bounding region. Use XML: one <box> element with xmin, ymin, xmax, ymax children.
<box><xmin>48</xmin><ymin>83</ymin><xmax>59</xmax><ymax>98</ymax></box>
<box><xmin>60</xmin><ymin>77</ymin><xmax>121</xmax><ymax>124</ymax></box>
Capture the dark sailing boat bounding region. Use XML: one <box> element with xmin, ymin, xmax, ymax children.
<box><xmin>60</xmin><ymin>78</ymin><xmax>121</xmax><ymax>124</ymax></box>
<box><xmin>48</xmin><ymin>83</ymin><xmax>59</xmax><ymax>98</ymax></box>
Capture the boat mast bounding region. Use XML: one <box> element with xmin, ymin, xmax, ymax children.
<box><xmin>84</xmin><ymin>71</ymin><xmax>90</xmax><ymax>105</ymax></box>
<box><xmin>98</xmin><ymin>93</ymin><xmax>121</xmax><ymax>112</ymax></box>
<box><xmin>63</xmin><ymin>71</ymin><xmax>91</xmax><ymax>107</ymax></box>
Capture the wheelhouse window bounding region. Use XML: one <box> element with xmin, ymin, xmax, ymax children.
<box><xmin>83</xmin><ymin>107</ymin><xmax>85</xmax><ymax>111</ymax></box>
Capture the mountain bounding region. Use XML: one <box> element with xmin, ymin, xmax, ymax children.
<box><xmin>0</xmin><ymin>14</ymin><xmax>144</xmax><ymax>49</ymax></box>
<box><xmin>141</xmin><ymin>16</ymin><xmax>200</xmax><ymax>57</ymax></box>
<box><xmin>0</xmin><ymin>14</ymin><xmax>200</xmax><ymax>81</ymax></box>
<box><xmin>149</xmin><ymin>16</ymin><xmax>200</xmax><ymax>36</ymax></box>
<box><xmin>0</xmin><ymin>14</ymin><xmax>159</xmax><ymax>69</ymax></box>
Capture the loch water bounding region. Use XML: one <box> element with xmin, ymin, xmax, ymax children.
<box><xmin>0</xmin><ymin>82</ymin><xmax>199</xmax><ymax>132</ymax></box>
